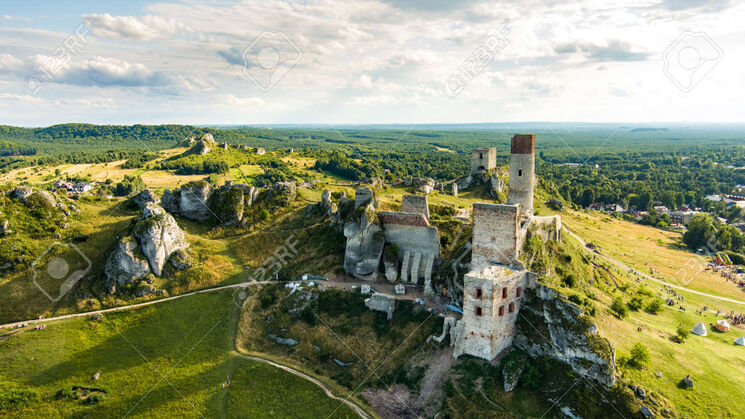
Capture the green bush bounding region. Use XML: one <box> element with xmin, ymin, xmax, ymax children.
<box><xmin>627</xmin><ymin>296</ymin><xmax>644</xmax><ymax>311</ymax></box>
<box><xmin>645</xmin><ymin>298</ymin><xmax>663</xmax><ymax>314</ymax></box>
<box><xmin>676</xmin><ymin>324</ymin><xmax>689</xmax><ymax>342</ymax></box>
<box><xmin>611</xmin><ymin>297</ymin><xmax>628</xmax><ymax>318</ymax></box>
<box><xmin>629</xmin><ymin>343</ymin><xmax>651</xmax><ymax>368</ymax></box>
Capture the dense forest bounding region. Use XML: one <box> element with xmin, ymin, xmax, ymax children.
<box><xmin>3</xmin><ymin>123</ymin><xmax>745</xmax><ymax>212</ymax></box>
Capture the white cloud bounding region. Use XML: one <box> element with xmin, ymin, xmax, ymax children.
<box><xmin>0</xmin><ymin>93</ymin><xmax>43</xmax><ymax>103</ymax></box>
<box><xmin>82</xmin><ymin>13</ymin><xmax>188</xmax><ymax>41</ymax></box>
<box><xmin>218</xmin><ymin>94</ymin><xmax>265</xmax><ymax>107</ymax></box>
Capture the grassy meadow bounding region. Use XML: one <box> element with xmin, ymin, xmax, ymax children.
<box><xmin>0</xmin><ymin>290</ymin><xmax>358</xmax><ymax>418</ymax></box>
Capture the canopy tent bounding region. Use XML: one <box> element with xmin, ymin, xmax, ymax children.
<box><xmin>691</xmin><ymin>322</ymin><xmax>708</xmax><ymax>336</ymax></box>
<box><xmin>716</xmin><ymin>319</ymin><xmax>731</xmax><ymax>332</ymax></box>
<box><xmin>735</xmin><ymin>336</ymin><xmax>745</xmax><ymax>346</ymax></box>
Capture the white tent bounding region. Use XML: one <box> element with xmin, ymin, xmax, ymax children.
<box><xmin>691</xmin><ymin>322</ymin><xmax>708</xmax><ymax>336</ymax></box>
<box><xmin>735</xmin><ymin>336</ymin><xmax>745</xmax><ymax>346</ymax></box>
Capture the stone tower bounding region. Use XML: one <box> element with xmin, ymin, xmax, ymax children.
<box><xmin>455</xmin><ymin>203</ymin><xmax>530</xmax><ymax>361</ymax></box>
<box><xmin>507</xmin><ymin>134</ymin><xmax>535</xmax><ymax>216</ymax></box>
<box><xmin>471</xmin><ymin>147</ymin><xmax>497</xmax><ymax>175</ymax></box>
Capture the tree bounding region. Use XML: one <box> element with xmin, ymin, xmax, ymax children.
<box><xmin>682</xmin><ymin>214</ymin><xmax>717</xmax><ymax>250</ymax></box>
<box><xmin>629</xmin><ymin>343</ymin><xmax>651</xmax><ymax>367</ymax></box>
<box><xmin>581</xmin><ymin>188</ymin><xmax>595</xmax><ymax>207</ymax></box>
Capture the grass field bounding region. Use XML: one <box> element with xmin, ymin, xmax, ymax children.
<box><xmin>0</xmin><ymin>291</ymin><xmax>358</xmax><ymax>418</ymax></box>
<box><xmin>548</xmin><ymin>208</ymin><xmax>745</xmax><ymax>304</ymax></box>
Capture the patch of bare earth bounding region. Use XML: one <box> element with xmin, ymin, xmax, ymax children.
<box><xmin>362</xmin><ymin>346</ymin><xmax>455</xmax><ymax>418</ymax></box>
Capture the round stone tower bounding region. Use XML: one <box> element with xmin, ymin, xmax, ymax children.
<box><xmin>507</xmin><ymin>134</ymin><xmax>535</xmax><ymax>216</ymax></box>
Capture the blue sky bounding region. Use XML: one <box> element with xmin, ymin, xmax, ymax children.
<box><xmin>0</xmin><ymin>0</ymin><xmax>743</xmax><ymax>126</ymax></box>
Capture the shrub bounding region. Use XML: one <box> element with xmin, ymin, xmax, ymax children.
<box><xmin>562</xmin><ymin>274</ymin><xmax>577</xmax><ymax>288</ymax></box>
<box><xmin>645</xmin><ymin>298</ymin><xmax>663</xmax><ymax>314</ymax></box>
<box><xmin>629</xmin><ymin>343</ymin><xmax>651</xmax><ymax>367</ymax></box>
<box><xmin>676</xmin><ymin>324</ymin><xmax>689</xmax><ymax>342</ymax></box>
<box><xmin>611</xmin><ymin>297</ymin><xmax>628</xmax><ymax>318</ymax></box>
<box><xmin>627</xmin><ymin>296</ymin><xmax>644</xmax><ymax>311</ymax></box>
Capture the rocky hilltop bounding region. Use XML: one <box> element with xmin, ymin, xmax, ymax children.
<box><xmin>105</xmin><ymin>202</ymin><xmax>190</xmax><ymax>295</ymax></box>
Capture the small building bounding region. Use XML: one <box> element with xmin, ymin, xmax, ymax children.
<box><xmin>72</xmin><ymin>182</ymin><xmax>93</xmax><ymax>193</ymax></box>
<box><xmin>670</xmin><ymin>210</ymin><xmax>695</xmax><ymax>225</ymax></box>
<box><xmin>654</xmin><ymin>206</ymin><xmax>670</xmax><ymax>216</ymax></box>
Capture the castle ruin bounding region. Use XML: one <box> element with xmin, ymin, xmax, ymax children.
<box><xmin>454</xmin><ymin>134</ymin><xmax>561</xmax><ymax>361</ymax></box>
<box><xmin>471</xmin><ymin>147</ymin><xmax>497</xmax><ymax>175</ymax></box>
<box><xmin>507</xmin><ymin>134</ymin><xmax>535</xmax><ymax>216</ymax></box>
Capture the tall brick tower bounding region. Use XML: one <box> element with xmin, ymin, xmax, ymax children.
<box><xmin>507</xmin><ymin>134</ymin><xmax>535</xmax><ymax>216</ymax></box>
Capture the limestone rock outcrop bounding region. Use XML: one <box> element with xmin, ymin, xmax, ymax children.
<box><xmin>269</xmin><ymin>181</ymin><xmax>297</xmax><ymax>204</ymax></box>
<box><xmin>134</xmin><ymin>204</ymin><xmax>189</xmax><ymax>276</ymax></box>
<box><xmin>132</xmin><ymin>188</ymin><xmax>160</xmax><ymax>209</ymax></box>
<box><xmin>364</xmin><ymin>292</ymin><xmax>395</xmax><ymax>320</ymax></box>
<box><xmin>104</xmin><ymin>238</ymin><xmax>151</xmax><ymax>294</ymax></box>
<box><xmin>13</xmin><ymin>186</ymin><xmax>57</xmax><ymax>208</ymax></box>
<box><xmin>343</xmin><ymin>187</ymin><xmax>385</xmax><ymax>280</ymax></box>
<box><xmin>177</xmin><ymin>181</ymin><xmax>214</xmax><ymax>221</ymax></box>
<box><xmin>514</xmin><ymin>285</ymin><xmax>616</xmax><ymax>388</ymax></box>
<box><xmin>104</xmin><ymin>203</ymin><xmax>190</xmax><ymax>294</ymax></box>
<box><xmin>212</xmin><ymin>183</ymin><xmax>258</xmax><ymax>225</ymax></box>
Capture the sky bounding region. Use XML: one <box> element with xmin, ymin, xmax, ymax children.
<box><xmin>0</xmin><ymin>0</ymin><xmax>744</xmax><ymax>126</ymax></box>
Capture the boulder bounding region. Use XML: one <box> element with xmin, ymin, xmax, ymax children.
<box><xmin>270</xmin><ymin>181</ymin><xmax>297</xmax><ymax>204</ymax></box>
<box><xmin>12</xmin><ymin>186</ymin><xmax>33</xmax><ymax>202</ymax></box>
<box><xmin>364</xmin><ymin>293</ymin><xmax>395</xmax><ymax>320</ymax></box>
<box><xmin>450</xmin><ymin>183</ymin><xmax>458</xmax><ymax>197</ymax></box>
<box><xmin>104</xmin><ymin>238</ymin><xmax>151</xmax><ymax>294</ymax></box>
<box><xmin>384</xmin><ymin>258</ymin><xmax>398</xmax><ymax>282</ymax></box>
<box><xmin>1</xmin><ymin>219</ymin><xmax>10</xmax><ymax>236</ymax></box>
<box><xmin>135</xmin><ymin>284</ymin><xmax>157</xmax><ymax>297</ymax></box>
<box><xmin>178</xmin><ymin>181</ymin><xmax>214</xmax><ymax>221</ymax></box>
<box><xmin>681</xmin><ymin>375</ymin><xmax>694</xmax><ymax>388</ymax></box>
<box><xmin>394</xmin><ymin>284</ymin><xmax>405</xmax><ymax>295</ymax></box>
<box><xmin>132</xmin><ymin>188</ymin><xmax>160</xmax><ymax>209</ymax></box>
<box><xmin>169</xmin><ymin>249</ymin><xmax>192</xmax><ymax>270</ymax></box>
<box><xmin>133</xmin><ymin>204</ymin><xmax>189</xmax><ymax>276</ymax></box>
<box><xmin>639</xmin><ymin>405</ymin><xmax>654</xmax><ymax>418</ymax></box>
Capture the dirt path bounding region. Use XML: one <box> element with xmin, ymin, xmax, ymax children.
<box><xmin>233</xmin><ymin>352</ymin><xmax>372</xmax><ymax>419</ymax></box>
<box><xmin>564</xmin><ymin>227</ymin><xmax>745</xmax><ymax>307</ymax></box>
<box><xmin>0</xmin><ymin>280</ymin><xmax>274</xmax><ymax>329</ymax></box>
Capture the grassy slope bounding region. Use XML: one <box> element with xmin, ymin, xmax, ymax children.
<box><xmin>555</xmin><ymin>208</ymin><xmax>745</xmax><ymax>304</ymax></box>
<box><xmin>534</xmin><ymin>202</ymin><xmax>745</xmax><ymax>417</ymax></box>
<box><xmin>0</xmin><ymin>290</ymin><xmax>357</xmax><ymax>418</ymax></box>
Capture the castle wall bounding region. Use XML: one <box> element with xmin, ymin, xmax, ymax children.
<box><xmin>379</xmin><ymin>214</ymin><xmax>440</xmax><ymax>257</ymax></box>
<box><xmin>507</xmin><ymin>134</ymin><xmax>535</xmax><ymax>216</ymax></box>
<box><xmin>471</xmin><ymin>203</ymin><xmax>520</xmax><ymax>270</ymax></box>
<box><xmin>401</xmin><ymin>195</ymin><xmax>430</xmax><ymax>220</ymax></box>
<box><xmin>471</xmin><ymin>148</ymin><xmax>497</xmax><ymax>175</ymax></box>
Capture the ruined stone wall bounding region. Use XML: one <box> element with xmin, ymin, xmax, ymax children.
<box><xmin>401</xmin><ymin>195</ymin><xmax>430</xmax><ymax>220</ymax></box>
<box><xmin>471</xmin><ymin>203</ymin><xmax>520</xmax><ymax>270</ymax></box>
<box><xmin>471</xmin><ymin>147</ymin><xmax>497</xmax><ymax>175</ymax></box>
<box><xmin>507</xmin><ymin>134</ymin><xmax>535</xmax><ymax>216</ymax></box>
<box><xmin>456</xmin><ymin>266</ymin><xmax>532</xmax><ymax>360</ymax></box>
<box><xmin>380</xmin><ymin>213</ymin><xmax>440</xmax><ymax>257</ymax></box>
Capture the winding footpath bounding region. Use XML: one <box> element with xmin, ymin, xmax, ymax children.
<box><xmin>564</xmin><ymin>227</ymin><xmax>745</xmax><ymax>307</ymax></box>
